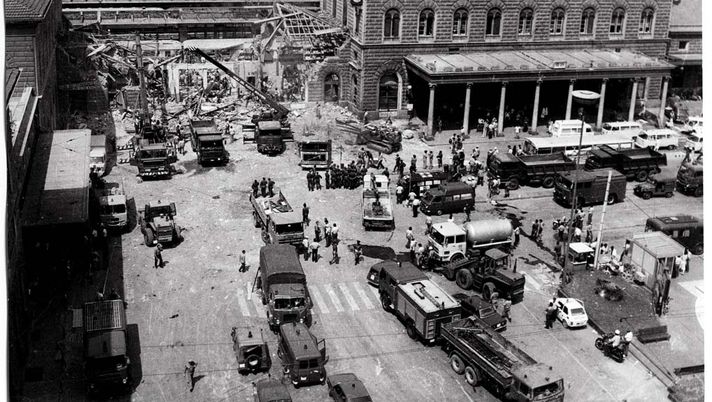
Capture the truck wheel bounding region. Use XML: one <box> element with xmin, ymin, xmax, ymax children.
<box><xmin>455</xmin><ymin>270</ymin><xmax>474</xmax><ymax>290</ymax></box>
<box><xmin>381</xmin><ymin>295</ymin><xmax>392</xmax><ymax>312</ymax></box>
<box><xmin>406</xmin><ymin>321</ymin><xmax>417</xmax><ymax>340</ymax></box>
<box><xmin>642</xmin><ymin>192</ymin><xmax>651</xmax><ymax>200</ymax></box>
<box><xmin>665</xmin><ymin>192</ymin><xmax>674</xmax><ymax>198</ymax></box>
<box><xmin>443</xmin><ymin>269</ymin><xmax>456</xmax><ymax>281</ymax></box>
<box><xmin>253</xmin><ymin>212</ymin><xmax>261</xmax><ymax>228</ymax></box>
<box><xmin>482</xmin><ymin>283</ymin><xmax>495</xmax><ymax>301</ymax></box>
<box><xmin>464</xmin><ymin>366</ymin><xmax>480</xmax><ymax>386</ymax></box>
<box><xmin>450</xmin><ymin>254</ymin><xmax>465</xmax><ymax>263</ymax></box>
<box><xmin>635</xmin><ymin>170</ymin><xmax>648</xmax><ymax>182</ymax></box>
<box><xmin>436</xmin><ymin>209</ymin><xmax>443</xmax><ymax>216</ymax></box>
<box><xmin>694</xmin><ymin>187</ymin><xmax>703</xmax><ymax>197</ymax></box>
<box><xmin>693</xmin><ymin>243</ymin><xmax>704</xmax><ymax>255</ymax></box>
<box><xmin>449</xmin><ymin>354</ymin><xmax>466</xmax><ymax>374</ymax></box>
<box><xmin>542</xmin><ymin>176</ymin><xmax>555</xmax><ymax>189</ymax></box>
<box><xmin>145</xmin><ymin>230</ymin><xmax>155</xmax><ymax>246</ymax></box>
<box><xmin>606</xmin><ymin>194</ymin><xmax>617</xmax><ymax>205</ymax></box>
<box><xmin>507</xmin><ymin>178</ymin><xmax>519</xmax><ymax>190</ymax></box>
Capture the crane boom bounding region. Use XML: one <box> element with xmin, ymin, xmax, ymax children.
<box><xmin>185</xmin><ymin>47</ymin><xmax>290</xmax><ymax>119</ymax></box>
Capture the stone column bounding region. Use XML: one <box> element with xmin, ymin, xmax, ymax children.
<box><xmin>463</xmin><ymin>83</ymin><xmax>472</xmax><ymax>136</ymax></box>
<box><xmin>427</xmin><ymin>83</ymin><xmax>437</xmax><ymax>135</ymax></box>
<box><xmin>658</xmin><ymin>77</ymin><xmax>669</xmax><ymax>128</ymax></box>
<box><xmin>628</xmin><ymin>79</ymin><xmax>639</xmax><ymax>122</ymax></box>
<box><xmin>498</xmin><ymin>82</ymin><xmax>507</xmax><ymax>134</ymax></box>
<box><xmin>565</xmin><ymin>79</ymin><xmax>575</xmax><ymax>120</ymax></box>
<box><xmin>531</xmin><ymin>80</ymin><xmax>542</xmax><ymax>130</ymax></box>
<box><xmin>643</xmin><ymin>77</ymin><xmax>651</xmax><ymax>104</ymax></box>
<box><xmin>597</xmin><ymin>78</ymin><xmax>607</xmax><ymax>129</ymax></box>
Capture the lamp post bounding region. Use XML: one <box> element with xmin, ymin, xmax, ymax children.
<box><xmin>562</xmin><ymin>90</ymin><xmax>601</xmax><ymax>276</ymax></box>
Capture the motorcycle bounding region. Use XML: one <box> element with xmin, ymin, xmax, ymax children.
<box><xmin>594</xmin><ymin>333</ymin><xmax>625</xmax><ymax>363</ymax></box>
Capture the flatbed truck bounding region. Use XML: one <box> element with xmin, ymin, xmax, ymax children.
<box><xmin>362</xmin><ymin>174</ymin><xmax>394</xmax><ymax>230</ymax></box>
<box><xmin>250</xmin><ymin>188</ymin><xmax>304</xmax><ymax>246</ymax></box>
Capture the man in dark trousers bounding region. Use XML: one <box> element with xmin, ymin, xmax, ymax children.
<box><xmin>302</xmin><ymin>203</ymin><xmax>310</xmax><ymax>226</ymax></box>
<box><xmin>259</xmin><ymin>177</ymin><xmax>268</xmax><ymax>197</ymax></box>
<box><xmin>354</xmin><ymin>240</ymin><xmax>363</xmax><ymax>265</ymax></box>
<box><xmin>307</xmin><ymin>170</ymin><xmax>314</xmax><ymax>191</ymax></box>
<box><xmin>545</xmin><ymin>301</ymin><xmax>557</xmax><ymax>329</ymax></box>
<box><xmin>314</xmin><ymin>170</ymin><xmax>322</xmax><ymax>190</ymax></box>
<box><xmin>436</xmin><ymin>150</ymin><xmax>443</xmax><ymax>168</ymax></box>
<box><xmin>463</xmin><ymin>204</ymin><xmax>472</xmax><ymax>222</ymax></box>
<box><xmin>325</xmin><ymin>170</ymin><xmax>331</xmax><ymax>189</ymax></box>
<box><xmin>251</xmin><ymin>180</ymin><xmax>259</xmax><ymax>197</ymax></box>
<box><xmin>330</xmin><ymin>239</ymin><xmax>339</xmax><ymax>265</ymax></box>
<box><xmin>154</xmin><ymin>244</ymin><xmax>164</xmax><ymax>268</ymax></box>
<box><xmin>513</xmin><ymin>226</ymin><xmax>521</xmax><ymax>248</ymax></box>
<box><xmin>267</xmin><ymin>178</ymin><xmax>275</xmax><ymax>197</ymax></box>
<box><xmin>185</xmin><ymin>360</ymin><xmax>197</xmax><ymax>392</ymax></box>
<box><xmin>239</xmin><ymin>250</ymin><xmax>247</xmax><ymax>272</ymax></box>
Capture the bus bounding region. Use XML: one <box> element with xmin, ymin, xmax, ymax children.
<box><xmin>523</xmin><ymin>133</ymin><xmax>635</xmax><ymax>160</ymax></box>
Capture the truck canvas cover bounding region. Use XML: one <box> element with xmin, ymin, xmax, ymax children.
<box><xmin>380</xmin><ymin>261</ymin><xmax>428</xmax><ymax>283</ymax></box>
<box><xmin>281</xmin><ymin>323</ymin><xmax>320</xmax><ymax>360</ymax></box>
<box><xmin>260</xmin><ymin>245</ymin><xmax>305</xmax><ymax>279</ymax></box>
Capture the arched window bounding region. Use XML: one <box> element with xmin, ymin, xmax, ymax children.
<box><xmin>639</xmin><ymin>7</ymin><xmax>654</xmax><ymax>34</ymax></box>
<box><xmin>518</xmin><ymin>8</ymin><xmax>533</xmax><ymax>35</ymax></box>
<box><xmin>610</xmin><ymin>7</ymin><xmax>625</xmax><ymax>34</ymax></box>
<box><xmin>550</xmin><ymin>7</ymin><xmax>565</xmax><ymax>35</ymax></box>
<box><xmin>352</xmin><ymin>75</ymin><xmax>359</xmax><ymax>104</ymax></box>
<box><xmin>580</xmin><ymin>7</ymin><xmax>595</xmax><ymax>35</ymax></box>
<box><xmin>486</xmin><ymin>8</ymin><xmax>502</xmax><ymax>36</ymax></box>
<box><xmin>384</xmin><ymin>9</ymin><xmax>400</xmax><ymax>39</ymax></box>
<box><xmin>324</xmin><ymin>73</ymin><xmax>340</xmax><ymax>102</ymax></box>
<box><xmin>419</xmin><ymin>9</ymin><xmax>435</xmax><ymax>38</ymax></box>
<box><xmin>452</xmin><ymin>8</ymin><xmax>468</xmax><ymax>37</ymax></box>
<box><xmin>378</xmin><ymin>73</ymin><xmax>399</xmax><ymax>110</ymax></box>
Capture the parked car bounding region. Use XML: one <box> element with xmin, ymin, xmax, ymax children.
<box><xmin>554</xmin><ymin>298</ymin><xmax>589</xmax><ymax>328</ymax></box>
<box><xmin>452</xmin><ymin>293</ymin><xmax>507</xmax><ymax>332</ymax></box>
<box><xmin>327</xmin><ymin>373</ymin><xmax>372</xmax><ymax>402</ymax></box>
<box><xmin>634</xmin><ymin>176</ymin><xmax>676</xmax><ymax>199</ymax></box>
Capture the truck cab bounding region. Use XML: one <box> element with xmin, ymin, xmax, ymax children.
<box><xmin>189</xmin><ymin>119</ymin><xmax>229</xmax><ymax>165</ymax></box>
<box><xmin>677</xmin><ymin>159</ymin><xmax>703</xmax><ymax>197</ymax></box>
<box><xmin>298</xmin><ymin>140</ymin><xmax>332</xmax><ymax>170</ymax></box>
<box><xmin>83</xmin><ymin>300</ymin><xmax>131</xmax><ymax>395</ymax></box>
<box><xmin>251</xmin><ymin>189</ymin><xmax>305</xmax><ymax>246</ymax></box>
<box><xmin>138</xmin><ymin>201</ymin><xmax>181</xmax><ymax>246</ymax></box>
<box><xmin>256</xmin><ymin>121</ymin><xmax>285</xmax><ymax>154</ymax></box>
<box><xmin>96</xmin><ymin>181</ymin><xmax>128</xmax><ymax>230</ymax></box>
<box><xmin>277</xmin><ymin>322</ymin><xmax>327</xmax><ymax>387</ymax></box>
<box><xmin>135</xmin><ymin>142</ymin><xmax>172</xmax><ymax>178</ymax></box>
<box><xmin>509</xmin><ymin>365</ymin><xmax>565</xmax><ymax>401</ymax></box>
<box><xmin>428</xmin><ymin>222</ymin><xmax>468</xmax><ymax>263</ymax></box>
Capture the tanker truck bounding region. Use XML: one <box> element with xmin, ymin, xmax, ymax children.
<box><xmin>428</xmin><ymin>220</ymin><xmax>525</xmax><ymax>303</ymax></box>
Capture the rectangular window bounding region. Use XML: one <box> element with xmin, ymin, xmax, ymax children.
<box><xmin>682</xmin><ymin>230</ymin><xmax>691</xmax><ymax>238</ymax></box>
<box><xmin>678</xmin><ymin>41</ymin><xmax>689</xmax><ymax>51</ymax></box>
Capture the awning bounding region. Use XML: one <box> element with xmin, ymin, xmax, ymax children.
<box><xmin>405</xmin><ymin>49</ymin><xmax>674</xmax><ymax>84</ymax></box>
<box><xmin>667</xmin><ymin>53</ymin><xmax>702</xmax><ymax>66</ymax></box>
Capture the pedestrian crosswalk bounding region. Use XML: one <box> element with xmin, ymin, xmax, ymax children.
<box><xmin>233</xmin><ymin>281</ymin><xmax>382</xmax><ymax>317</ymax></box>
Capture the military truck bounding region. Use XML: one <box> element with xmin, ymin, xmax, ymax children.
<box><xmin>134</xmin><ymin>140</ymin><xmax>172</xmax><ymax>178</ymax></box>
<box><xmin>584</xmin><ymin>144</ymin><xmax>667</xmax><ymax>182</ymax></box>
<box><xmin>277</xmin><ymin>322</ymin><xmax>328</xmax><ymax>387</ymax></box>
<box><xmin>378</xmin><ymin>261</ymin><xmax>461</xmax><ymax>344</ymax></box>
<box><xmin>362</xmin><ymin>174</ymin><xmax>394</xmax><ymax>230</ymax></box>
<box><xmin>256</xmin><ymin>120</ymin><xmax>287</xmax><ymax>154</ymax></box>
<box><xmin>487</xmin><ymin>152</ymin><xmax>576</xmax><ymax>189</ymax></box>
<box><xmin>253</xmin><ymin>378</ymin><xmax>292</xmax><ymax>402</ymax></box>
<box><xmin>250</xmin><ymin>188</ymin><xmax>304</xmax><ymax>246</ymax></box>
<box><xmin>554</xmin><ymin>169</ymin><xmax>627</xmax><ymax>206</ymax></box>
<box><xmin>298</xmin><ymin>140</ymin><xmax>332</xmax><ymax>170</ymax></box>
<box><xmin>257</xmin><ymin>245</ymin><xmax>313</xmax><ymax>330</ymax></box>
<box><xmin>83</xmin><ymin>299</ymin><xmax>131</xmax><ymax>395</ymax></box>
<box><xmin>189</xmin><ymin>119</ymin><xmax>229</xmax><ymax>165</ymax></box>
<box><xmin>441</xmin><ymin>317</ymin><xmax>564</xmax><ymax>401</ymax></box>
<box><xmin>138</xmin><ymin>200</ymin><xmax>182</xmax><ymax>246</ymax></box>
<box><xmin>676</xmin><ymin>158</ymin><xmax>703</xmax><ymax>197</ymax></box>
<box><xmin>231</xmin><ymin>326</ymin><xmax>271</xmax><ymax>375</ymax></box>
<box><xmin>95</xmin><ymin>181</ymin><xmax>128</xmax><ymax>231</ymax></box>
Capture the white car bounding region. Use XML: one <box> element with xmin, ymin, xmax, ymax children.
<box><xmin>554</xmin><ymin>298</ymin><xmax>588</xmax><ymax>328</ymax></box>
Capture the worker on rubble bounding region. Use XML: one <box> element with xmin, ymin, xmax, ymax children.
<box><xmin>267</xmin><ymin>178</ymin><xmax>275</xmax><ymax>197</ymax></box>
<box><xmin>259</xmin><ymin>178</ymin><xmax>268</xmax><ymax>197</ymax></box>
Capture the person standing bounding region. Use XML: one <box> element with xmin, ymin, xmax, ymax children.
<box><xmin>302</xmin><ymin>237</ymin><xmax>310</xmax><ymax>261</ymax></box>
<box><xmin>463</xmin><ymin>204</ymin><xmax>472</xmax><ymax>222</ymax></box>
<box><xmin>324</xmin><ymin>219</ymin><xmax>332</xmax><ymax>247</ymax></box>
<box><xmin>314</xmin><ymin>170</ymin><xmax>322</xmax><ymax>190</ymax></box>
<box><xmin>302</xmin><ymin>203</ymin><xmax>310</xmax><ymax>226</ymax></box>
<box><xmin>239</xmin><ymin>250</ymin><xmax>247</xmax><ymax>272</ymax></box>
<box><xmin>251</xmin><ymin>180</ymin><xmax>259</xmax><ymax>198</ymax></box>
<box><xmin>477</xmin><ymin>165</ymin><xmax>485</xmax><ymax>187</ymax></box>
<box><xmin>259</xmin><ymin>177</ymin><xmax>268</xmax><ymax>197</ymax></box>
<box><xmin>267</xmin><ymin>178</ymin><xmax>275</xmax><ymax>197</ymax></box>
<box><xmin>310</xmin><ymin>240</ymin><xmax>320</xmax><ymax>262</ymax></box>
<box><xmin>185</xmin><ymin>361</ymin><xmax>197</xmax><ymax>392</ymax></box>
<box><xmin>331</xmin><ymin>223</ymin><xmax>339</xmax><ymax>243</ymax></box>
<box><xmin>585</xmin><ymin>224</ymin><xmax>593</xmax><ymax>244</ymax></box>
<box><xmin>673</xmin><ymin>254</ymin><xmax>682</xmax><ymax>277</ymax></box>
<box><xmin>409</xmin><ymin>240</ymin><xmax>417</xmax><ymax>263</ymax></box>
<box><xmin>513</xmin><ymin>226</ymin><xmax>521</xmax><ymax>248</ymax></box>
<box><xmin>683</xmin><ymin>248</ymin><xmax>691</xmax><ymax>274</ymax></box>
<box><xmin>428</xmin><ymin>151</ymin><xmax>434</xmax><ymax>169</ymax></box>
<box><xmin>425</xmin><ymin>216</ymin><xmax>433</xmax><ymax>235</ymax></box>
<box><xmin>554</xmin><ymin>241</ymin><xmax>562</xmax><ymax>261</ymax></box>
<box><xmin>422</xmin><ymin>151</ymin><xmax>428</xmax><ymax>169</ymax></box>
<box><xmin>530</xmin><ymin>220</ymin><xmax>539</xmax><ymax>240</ymax></box>
<box><xmin>306</xmin><ymin>170</ymin><xmax>314</xmax><ymax>191</ymax></box>
<box><xmin>436</xmin><ymin>150</ymin><xmax>443</xmax><ymax>168</ymax></box>
<box><xmin>405</xmin><ymin>227</ymin><xmax>414</xmax><ymax>249</ymax></box>
<box><xmin>330</xmin><ymin>238</ymin><xmax>339</xmax><ymax>264</ymax></box>
<box><xmin>314</xmin><ymin>219</ymin><xmax>322</xmax><ymax>242</ymax></box>
<box><xmin>396</xmin><ymin>184</ymin><xmax>404</xmax><ymax>204</ymax></box>
<box><xmin>354</xmin><ymin>240</ymin><xmax>363</xmax><ymax>265</ymax></box>
<box><xmin>325</xmin><ymin>169</ymin><xmax>331</xmax><ymax>189</ymax></box>
<box><xmin>587</xmin><ymin>207</ymin><xmax>594</xmax><ymax>226</ymax></box>
<box><xmin>536</xmin><ymin>219</ymin><xmax>544</xmax><ymax>243</ymax></box>
<box><xmin>623</xmin><ymin>329</ymin><xmax>633</xmax><ymax>357</ymax></box>
<box><xmin>412</xmin><ymin>197</ymin><xmax>421</xmax><ymax>217</ymax></box>
<box><xmin>154</xmin><ymin>244</ymin><xmax>164</xmax><ymax>268</ymax></box>
<box><xmin>545</xmin><ymin>302</ymin><xmax>557</xmax><ymax>329</ymax></box>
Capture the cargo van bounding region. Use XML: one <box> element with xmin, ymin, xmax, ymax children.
<box><xmin>420</xmin><ymin>182</ymin><xmax>475</xmax><ymax>216</ymax></box>
<box><xmin>601</xmin><ymin>121</ymin><xmax>643</xmax><ymax>137</ymax></box>
<box><xmin>635</xmin><ymin>129</ymin><xmax>679</xmax><ymax>150</ymax></box>
<box><xmin>277</xmin><ymin>322</ymin><xmax>327</xmax><ymax>387</ymax></box>
<box><xmin>645</xmin><ymin>215</ymin><xmax>703</xmax><ymax>255</ymax></box>
<box><xmin>548</xmin><ymin>120</ymin><xmax>593</xmax><ymax>137</ymax></box>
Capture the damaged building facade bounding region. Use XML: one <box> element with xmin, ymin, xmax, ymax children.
<box><xmin>318</xmin><ymin>0</ymin><xmax>675</xmax><ymax>132</ymax></box>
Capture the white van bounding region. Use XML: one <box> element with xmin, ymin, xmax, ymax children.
<box><xmin>685</xmin><ymin>131</ymin><xmax>703</xmax><ymax>152</ymax></box>
<box><xmin>548</xmin><ymin>119</ymin><xmax>594</xmax><ymax>137</ymax></box>
<box><xmin>634</xmin><ymin>129</ymin><xmax>679</xmax><ymax>150</ymax></box>
<box><xmin>601</xmin><ymin>121</ymin><xmax>643</xmax><ymax>137</ymax></box>
<box><xmin>682</xmin><ymin>116</ymin><xmax>703</xmax><ymax>134</ymax></box>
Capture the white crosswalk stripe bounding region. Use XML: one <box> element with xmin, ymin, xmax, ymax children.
<box><xmin>309</xmin><ymin>286</ymin><xmax>330</xmax><ymax>314</ymax></box>
<box><xmin>338</xmin><ymin>283</ymin><xmax>360</xmax><ymax>311</ymax></box>
<box><xmin>352</xmin><ymin>282</ymin><xmax>375</xmax><ymax>310</ymax></box>
<box><xmin>236</xmin><ymin>288</ymin><xmax>252</xmax><ymax>317</ymax></box>
<box><xmin>324</xmin><ymin>284</ymin><xmax>345</xmax><ymax>312</ymax></box>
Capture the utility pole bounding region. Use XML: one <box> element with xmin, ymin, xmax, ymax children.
<box><xmin>593</xmin><ymin>170</ymin><xmax>613</xmax><ymax>269</ymax></box>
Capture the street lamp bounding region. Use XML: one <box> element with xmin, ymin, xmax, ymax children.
<box><xmin>562</xmin><ymin>90</ymin><xmax>601</xmax><ymax>277</ymax></box>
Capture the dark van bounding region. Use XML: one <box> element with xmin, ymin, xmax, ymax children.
<box><xmin>420</xmin><ymin>182</ymin><xmax>475</xmax><ymax>216</ymax></box>
<box><xmin>645</xmin><ymin>215</ymin><xmax>703</xmax><ymax>255</ymax></box>
<box><xmin>398</xmin><ymin>170</ymin><xmax>450</xmax><ymax>198</ymax></box>
<box><xmin>278</xmin><ymin>322</ymin><xmax>328</xmax><ymax>387</ymax></box>
<box><xmin>554</xmin><ymin>169</ymin><xmax>627</xmax><ymax>206</ymax></box>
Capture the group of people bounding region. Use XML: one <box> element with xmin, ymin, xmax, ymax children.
<box><xmin>300</xmin><ymin>216</ymin><xmax>342</xmax><ymax>265</ymax></box>
<box><xmin>251</xmin><ymin>177</ymin><xmax>276</xmax><ymax>198</ymax></box>
<box><xmin>312</xmin><ymin>161</ymin><xmax>370</xmax><ymax>190</ymax></box>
